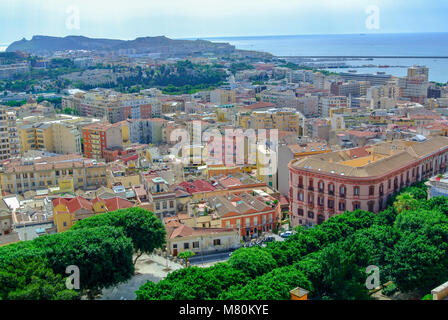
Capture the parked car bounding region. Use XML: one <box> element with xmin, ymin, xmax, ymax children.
<box><xmin>280</xmin><ymin>231</ymin><xmax>293</xmax><ymax>238</ymax></box>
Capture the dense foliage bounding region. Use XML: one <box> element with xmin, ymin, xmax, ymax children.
<box><xmin>0</xmin><ymin>208</ymin><xmax>162</xmax><ymax>300</ymax></box>
<box><xmin>137</xmin><ymin>181</ymin><xmax>448</xmax><ymax>300</ymax></box>
<box><xmin>72</xmin><ymin>207</ymin><xmax>166</xmax><ymax>264</ymax></box>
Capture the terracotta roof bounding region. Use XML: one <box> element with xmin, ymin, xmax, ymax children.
<box><xmin>167</xmin><ymin>225</ymin><xmax>236</xmax><ymax>239</ymax></box>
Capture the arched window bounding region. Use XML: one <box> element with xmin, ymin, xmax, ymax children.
<box><xmin>339</xmin><ymin>201</ymin><xmax>346</xmax><ymax>211</ymax></box>
<box><xmin>353</xmin><ymin>186</ymin><xmax>360</xmax><ymax>196</ymax></box>
<box><xmin>379</xmin><ymin>183</ymin><xmax>384</xmax><ymax>195</ymax></box>
<box><xmin>369</xmin><ymin>185</ymin><xmax>375</xmax><ymax>196</ymax></box>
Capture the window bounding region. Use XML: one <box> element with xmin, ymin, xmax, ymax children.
<box><xmin>340</xmin><ymin>185</ymin><xmax>346</xmax><ymax>197</ymax></box>
<box><xmin>213</xmin><ymin>239</ymin><xmax>221</xmax><ymax>246</ymax></box>
<box><xmin>246</xmin><ymin>218</ymin><xmax>250</xmax><ymax>227</ymax></box>
<box><xmin>170</xmin><ymin>201</ymin><xmax>174</xmax><ymax>208</ymax></box>
<box><xmin>63</xmin><ymin>222</ymin><xmax>67</xmax><ymax>227</ymax></box>
<box><xmin>379</xmin><ymin>184</ymin><xmax>384</xmax><ymax>195</ymax></box>
<box><xmin>184</xmin><ymin>243</ymin><xmax>189</xmax><ymax>249</ymax></box>
<box><xmin>354</xmin><ymin>186</ymin><xmax>360</xmax><ymax>196</ymax></box>
<box><xmin>353</xmin><ymin>202</ymin><xmax>361</xmax><ymax>210</ymax></box>
<box><xmin>328</xmin><ymin>199</ymin><xmax>334</xmax><ymax>209</ymax></box>
<box><xmin>193</xmin><ymin>242</ymin><xmax>200</xmax><ymax>248</ymax></box>
<box><xmin>155</xmin><ymin>202</ymin><xmax>160</xmax><ymax>210</ymax></box>
<box><xmin>298</xmin><ymin>192</ymin><xmax>304</xmax><ymax>202</ymax></box>
<box><xmin>298</xmin><ymin>176</ymin><xmax>303</xmax><ymax>188</ymax></box>
<box><xmin>308</xmin><ymin>179</ymin><xmax>314</xmax><ymax>191</ymax></box>
<box><xmin>328</xmin><ymin>183</ymin><xmax>334</xmax><ymax>195</ymax></box>
<box><xmin>369</xmin><ymin>186</ymin><xmax>374</xmax><ymax>196</ymax></box>
<box><xmin>318</xmin><ymin>196</ymin><xmax>324</xmax><ymax>206</ymax></box>
<box><xmin>269</xmin><ymin>214</ymin><xmax>272</xmax><ymax>223</ymax></box>
<box><xmin>254</xmin><ymin>217</ymin><xmax>258</xmax><ymax>226</ymax></box>
<box><xmin>318</xmin><ymin>181</ymin><xmax>324</xmax><ymax>193</ymax></box>
<box><xmin>339</xmin><ymin>201</ymin><xmax>346</xmax><ymax>211</ymax></box>
<box><xmin>226</xmin><ymin>221</ymin><xmax>230</xmax><ymax>228</ymax></box>
<box><xmin>297</xmin><ymin>208</ymin><xmax>304</xmax><ymax>216</ymax></box>
<box><xmin>308</xmin><ymin>193</ymin><xmax>313</xmax><ymax>204</ymax></box>
<box><xmin>173</xmin><ymin>244</ymin><xmax>177</xmax><ymax>249</ymax></box>
<box><xmin>236</xmin><ymin>219</ymin><xmax>241</xmax><ymax>228</ymax></box>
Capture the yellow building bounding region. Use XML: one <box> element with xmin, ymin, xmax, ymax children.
<box><xmin>240</xmin><ymin>108</ymin><xmax>304</xmax><ymax>135</ymax></box>
<box><xmin>52</xmin><ymin>195</ymin><xmax>134</xmax><ymax>232</ymax></box>
<box><xmin>0</xmin><ymin>154</ymin><xmax>107</xmax><ymax>194</ymax></box>
<box><xmin>18</xmin><ymin>122</ymin><xmax>81</xmax><ymax>155</ymax></box>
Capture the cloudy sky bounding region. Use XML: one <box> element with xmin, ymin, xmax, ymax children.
<box><xmin>1</xmin><ymin>0</ymin><xmax>447</xmax><ymax>45</ymax></box>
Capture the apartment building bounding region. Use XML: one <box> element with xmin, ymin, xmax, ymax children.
<box><xmin>210</xmin><ymin>89</ymin><xmax>236</xmax><ymax>105</ymax></box>
<box><xmin>0</xmin><ymin>107</ymin><xmax>20</xmax><ymax>161</ymax></box>
<box><xmin>18</xmin><ymin>122</ymin><xmax>81</xmax><ymax>155</ymax></box>
<box><xmin>240</xmin><ymin>108</ymin><xmax>305</xmax><ymax>135</ymax></box>
<box><xmin>0</xmin><ymin>62</ymin><xmax>31</xmax><ymax>80</ymax></box>
<box><xmin>82</xmin><ymin>122</ymin><xmax>129</xmax><ymax>160</ymax></box>
<box><xmin>0</xmin><ymin>154</ymin><xmax>108</xmax><ymax>194</ymax></box>
<box><xmin>63</xmin><ymin>89</ymin><xmax>157</xmax><ymax>124</ymax></box>
<box><xmin>288</xmin><ymin>136</ymin><xmax>448</xmax><ymax>227</ymax></box>
<box><xmin>320</xmin><ymin>96</ymin><xmax>351</xmax><ymax>117</ymax></box>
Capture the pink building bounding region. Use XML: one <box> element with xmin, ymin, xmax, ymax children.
<box><xmin>288</xmin><ymin>137</ymin><xmax>448</xmax><ymax>227</ymax></box>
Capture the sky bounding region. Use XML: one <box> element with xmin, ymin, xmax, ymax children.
<box><xmin>1</xmin><ymin>0</ymin><xmax>448</xmax><ymax>46</ymax></box>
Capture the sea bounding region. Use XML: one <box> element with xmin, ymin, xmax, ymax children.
<box><xmin>202</xmin><ymin>33</ymin><xmax>448</xmax><ymax>83</ymax></box>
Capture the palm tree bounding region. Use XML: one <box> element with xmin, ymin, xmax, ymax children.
<box><xmin>394</xmin><ymin>192</ymin><xmax>419</xmax><ymax>213</ymax></box>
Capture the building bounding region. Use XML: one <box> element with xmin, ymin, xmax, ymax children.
<box><xmin>0</xmin><ymin>198</ymin><xmax>20</xmax><ymax>245</ymax></box>
<box><xmin>166</xmin><ymin>224</ymin><xmax>240</xmax><ymax>256</ymax></box>
<box><xmin>288</xmin><ymin>136</ymin><xmax>448</xmax><ymax>227</ymax></box>
<box><xmin>0</xmin><ymin>107</ymin><xmax>20</xmax><ymax>160</ymax></box>
<box><xmin>208</xmin><ymin>191</ymin><xmax>280</xmax><ymax>240</ymax></box>
<box><xmin>51</xmin><ymin>195</ymin><xmax>134</xmax><ymax>232</ymax></box>
<box><xmin>320</xmin><ymin>96</ymin><xmax>350</xmax><ymax>117</ymax></box>
<box><xmin>19</xmin><ymin>122</ymin><xmax>81</xmax><ymax>155</ymax></box>
<box><xmin>210</xmin><ymin>89</ymin><xmax>236</xmax><ymax>105</ymax></box>
<box><xmin>63</xmin><ymin>89</ymin><xmax>156</xmax><ymax>124</ymax></box>
<box><xmin>0</xmin><ymin>154</ymin><xmax>108</xmax><ymax>194</ymax></box>
<box><xmin>0</xmin><ymin>62</ymin><xmax>30</xmax><ymax>80</ymax></box>
<box><xmin>241</xmin><ymin>108</ymin><xmax>304</xmax><ymax>135</ymax></box>
<box><xmin>82</xmin><ymin>122</ymin><xmax>129</xmax><ymax>160</ymax></box>
<box><xmin>277</xmin><ymin>142</ymin><xmax>331</xmax><ymax>195</ymax></box>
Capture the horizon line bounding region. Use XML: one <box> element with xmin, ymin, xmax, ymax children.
<box><xmin>3</xmin><ymin>31</ymin><xmax>448</xmax><ymax>47</ymax></box>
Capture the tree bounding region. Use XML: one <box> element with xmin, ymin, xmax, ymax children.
<box><xmin>228</xmin><ymin>247</ymin><xmax>277</xmax><ymax>278</ymax></box>
<box><xmin>393</xmin><ymin>192</ymin><xmax>419</xmax><ymax>213</ymax></box>
<box><xmin>72</xmin><ymin>207</ymin><xmax>166</xmax><ymax>265</ymax></box>
<box><xmin>32</xmin><ymin>226</ymin><xmax>134</xmax><ymax>299</ymax></box>
<box><xmin>136</xmin><ymin>263</ymin><xmax>249</xmax><ymax>300</ymax></box>
<box><xmin>219</xmin><ymin>266</ymin><xmax>312</xmax><ymax>300</ymax></box>
<box><xmin>391</xmin><ymin>210</ymin><xmax>448</xmax><ymax>292</ymax></box>
<box><xmin>0</xmin><ymin>257</ymin><xmax>79</xmax><ymax>300</ymax></box>
<box><xmin>178</xmin><ymin>251</ymin><xmax>195</xmax><ymax>267</ymax></box>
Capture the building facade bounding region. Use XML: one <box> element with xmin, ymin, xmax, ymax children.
<box><xmin>288</xmin><ymin>137</ymin><xmax>448</xmax><ymax>227</ymax></box>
